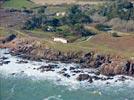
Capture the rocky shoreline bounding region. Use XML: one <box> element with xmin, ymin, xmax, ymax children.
<box><xmin>0</xmin><ymin>35</ymin><xmax>134</xmax><ymax>82</ymax></box>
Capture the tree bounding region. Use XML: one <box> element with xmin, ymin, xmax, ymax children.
<box><xmin>37</xmin><ymin>6</ymin><xmax>47</xmax><ymax>14</ymax></box>
<box><xmin>99</xmin><ymin>0</ymin><xmax>134</xmax><ymax>20</ymax></box>
<box><xmin>67</xmin><ymin>5</ymin><xmax>92</xmax><ymax>25</ymax></box>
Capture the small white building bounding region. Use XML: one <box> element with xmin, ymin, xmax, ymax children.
<box><xmin>53</xmin><ymin>37</ymin><xmax>68</xmax><ymax>43</ymax></box>
<box><xmin>56</xmin><ymin>12</ymin><xmax>66</xmax><ymax>17</ymax></box>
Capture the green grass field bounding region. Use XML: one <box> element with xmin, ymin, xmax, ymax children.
<box><xmin>2</xmin><ymin>0</ymin><xmax>38</xmax><ymax>9</ymax></box>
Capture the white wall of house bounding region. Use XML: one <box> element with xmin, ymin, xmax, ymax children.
<box><xmin>54</xmin><ymin>38</ymin><xmax>68</xmax><ymax>43</ymax></box>
<box><xmin>56</xmin><ymin>12</ymin><xmax>66</xmax><ymax>16</ymax></box>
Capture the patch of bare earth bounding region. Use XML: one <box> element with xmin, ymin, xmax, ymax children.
<box><xmin>0</xmin><ymin>9</ymin><xmax>31</xmax><ymax>28</ymax></box>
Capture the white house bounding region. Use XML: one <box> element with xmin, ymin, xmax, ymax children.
<box><xmin>56</xmin><ymin>12</ymin><xmax>66</xmax><ymax>17</ymax></box>
<box><xmin>53</xmin><ymin>37</ymin><xmax>68</xmax><ymax>43</ymax></box>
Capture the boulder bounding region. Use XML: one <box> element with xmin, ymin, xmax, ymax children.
<box><xmin>37</xmin><ymin>65</ymin><xmax>55</xmax><ymax>72</ymax></box>
<box><xmin>2</xmin><ymin>34</ymin><xmax>16</xmax><ymax>43</ymax></box>
<box><xmin>76</xmin><ymin>74</ymin><xmax>93</xmax><ymax>83</ymax></box>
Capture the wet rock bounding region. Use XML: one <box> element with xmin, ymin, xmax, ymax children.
<box><xmin>58</xmin><ymin>70</ymin><xmax>65</xmax><ymax>74</ymax></box>
<box><xmin>0</xmin><ymin>56</ymin><xmax>8</xmax><ymax>60</ymax></box>
<box><xmin>129</xmin><ymin>63</ymin><xmax>134</xmax><ymax>75</ymax></box>
<box><xmin>37</xmin><ymin>65</ymin><xmax>55</xmax><ymax>72</ymax></box>
<box><xmin>106</xmin><ymin>82</ymin><xmax>110</xmax><ymax>84</ymax></box>
<box><xmin>123</xmin><ymin>61</ymin><xmax>131</xmax><ymax>74</ymax></box>
<box><xmin>88</xmin><ymin>78</ymin><xmax>93</xmax><ymax>83</ymax></box>
<box><xmin>69</xmin><ymin>67</ymin><xmax>75</xmax><ymax>70</ymax></box>
<box><xmin>73</xmin><ymin>70</ymin><xmax>81</xmax><ymax>73</ymax></box>
<box><xmin>3</xmin><ymin>61</ymin><xmax>10</xmax><ymax>64</ymax></box>
<box><xmin>63</xmin><ymin>73</ymin><xmax>70</xmax><ymax>78</ymax></box>
<box><xmin>76</xmin><ymin>74</ymin><xmax>93</xmax><ymax>82</ymax></box>
<box><xmin>94</xmin><ymin>71</ymin><xmax>100</xmax><ymax>75</ymax></box>
<box><xmin>0</xmin><ymin>63</ymin><xmax>3</xmax><ymax>66</ymax></box>
<box><xmin>16</xmin><ymin>60</ymin><xmax>28</xmax><ymax>64</ymax></box>
<box><xmin>33</xmin><ymin>68</ymin><xmax>36</xmax><ymax>70</ymax></box>
<box><xmin>92</xmin><ymin>76</ymin><xmax>101</xmax><ymax>80</ymax></box>
<box><xmin>118</xmin><ymin>76</ymin><xmax>128</xmax><ymax>81</ymax></box>
<box><xmin>21</xmin><ymin>71</ymin><xmax>24</xmax><ymax>73</ymax></box>
<box><xmin>100</xmin><ymin>77</ymin><xmax>107</xmax><ymax>81</ymax></box>
<box><xmin>62</xmin><ymin>68</ymin><xmax>67</xmax><ymax>71</ymax></box>
<box><xmin>72</xmin><ymin>74</ymin><xmax>76</xmax><ymax>76</ymax></box>
<box><xmin>11</xmin><ymin>73</ymin><xmax>16</xmax><ymax>75</ymax></box>
<box><xmin>107</xmin><ymin>77</ymin><xmax>114</xmax><ymax>80</ymax></box>
<box><xmin>4</xmin><ymin>52</ymin><xmax>10</xmax><ymax>55</ymax></box>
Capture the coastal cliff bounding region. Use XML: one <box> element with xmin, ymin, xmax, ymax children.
<box><xmin>0</xmin><ymin>35</ymin><xmax>134</xmax><ymax>77</ymax></box>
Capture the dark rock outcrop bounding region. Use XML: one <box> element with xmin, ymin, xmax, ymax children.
<box><xmin>37</xmin><ymin>65</ymin><xmax>56</xmax><ymax>72</ymax></box>
<box><xmin>76</xmin><ymin>74</ymin><xmax>93</xmax><ymax>83</ymax></box>
<box><xmin>2</xmin><ymin>34</ymin><xmax>16</xmax><ymax>43</ymax></box>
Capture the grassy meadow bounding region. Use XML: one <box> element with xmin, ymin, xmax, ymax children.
<box><xmin>2</xmin><ymin>0</ymin><xmax>38</xmax><ymax>9</ymax></box>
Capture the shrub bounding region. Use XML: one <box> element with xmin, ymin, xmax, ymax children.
<box><xmin>111</xmin><ymin>32</ymin><xmax>119</xmax><ymax>37</ymax></box>
<box><xmin>95</xmin><ymin>24</ymin><xmax>111</xmax><ymax>31</ymax></box>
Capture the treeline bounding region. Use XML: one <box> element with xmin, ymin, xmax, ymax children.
<box><xmin>99</xmin><ymin>0</ymin><xmax>134</xmax><ymax>20</ymax></box>
<box><xmin>23</xmin><ymin>5</ymin><xmax>95</xmax><ymax>37</ymax></box>
<box><xmin>23</xmin><ymin>0</ymin><xmax>134</xmax><ymax>34</ymax></box>
<box><xmin>89</xmin><ymin>0</ymin><xmax>134</xmax><ymax>32</ymax></box>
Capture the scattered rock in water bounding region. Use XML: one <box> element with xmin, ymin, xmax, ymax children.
<box><xmin>58</xmin><ymin>70</ymin><xmax>65</xmax><ymax>74</ymax></box>
<box><xmin>61</xmin><ymin>68</ymin><xmax>67</xmax><ymax>71</ymax></box>
<box><xmin>33</xmin><ymin>68</ymin><xmax>36</xmax><ymax>70</ymax></box>
<box><xmin>3</xmin><ymin>61</ymin><xmax>10</xmax><ymax>64</ymax></box>
<box><xmin>72</xmin><ymin>70</ymin><xmax>81</xmax><ymax>73</ymax></box>
<box><xmin>0</xmin><ymin>62</ymin><xmax>3</xmax><ymax>66</ymax></box>
<box><xmin>88</xmin><ymin>77</ymin><xmax>93</xmax><ymax>83</ymax></box>
<box><xmin>21</xmin><ymin>71</ymin><xmax>24</xmax><ymax>73</ymax></box>
<box><xmin>4</xmin><ymin>52</ymin><xmax>10</xmax><ymax>55</ymax></box>
<box><xmin>37</xmin><ymin>65</ymin><xmax>56</xmax><ymax>72</ymax></box>
<box><xmin>0</xmin><ymin>56</ymin><xmax>8</xmax><ymax>60</ymax></box>
<box><xmin>118</xmin><ymin>76</ymin><xmax>128</xmax><ymax>81</ymax></box>
<box><xmin>69</xmin><ymin>67</ymin><xmax>75</xmax><ymax>70</ymax></box>
<box><xmin>72</xmin><ymin>74</ymin><xmax>76</xmax><ymax>76</ymax></box>
<box><xmin>94</xmin><ymin>71</ymin><xmax>100</xmax><ymax>75</ymax></box>
<box><xmin>16</xmin><ymin>60</ymin><xmax>28</xmax><ymax>64</ymax></box>
<box><xmin>107</xmin><ymin>77</ymin><xmax>114</xmax><ymax>80</ymax></box>
<box><xmin>92</xmin><ymin>76</ymin><xmax>102</xmax><ymax>80</ymax></box>
<box><xmin>63</xmin><ymin>73</ymin><xmax>70</xmax><ymax>78</ymax></box>
<box><xmin>106</xmin><ymin>82</ymin><xmax>110</xmax><ymax>84</ymax></box>
<box><xmin>11</xmin><ymin>73</ymin><xmax>16</xmax><ymax>75</ymax></box>
<box><xmin>76</xmin><ymin>74</ymin><xmax>93</xmax><ymax>83</ymax></box>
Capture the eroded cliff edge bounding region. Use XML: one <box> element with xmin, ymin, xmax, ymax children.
<box><xmin>0</xmin><ymin>35</ymin><xmax>134</xmax><ymax>77</ymax></box>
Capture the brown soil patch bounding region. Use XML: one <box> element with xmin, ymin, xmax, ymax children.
<box><xmin>0</xmin><ymin>9</ymin><xmax>31</xmax><ymax>28</ymax></box>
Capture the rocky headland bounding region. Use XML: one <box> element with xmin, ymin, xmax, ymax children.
<box><xmin>0</xmin><ymin>34</ymin><xmax>134</xmax><ymax>82</ymax></box>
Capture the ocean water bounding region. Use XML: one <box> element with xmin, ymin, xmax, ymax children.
<box><xmin>0</xmin><ymin>49</ymin><xmax>134</xmax><ymax>100</ymax></box>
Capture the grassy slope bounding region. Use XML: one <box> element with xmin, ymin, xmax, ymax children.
<box><xmin>1</xmin><ymin>27</ymin><xmax>133</xmax><ymax>58</ymax></box>
<box><xmin>2</xmin><ymin>0</ymin><xmax>38</xmax><ymax>9</ymax></box>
